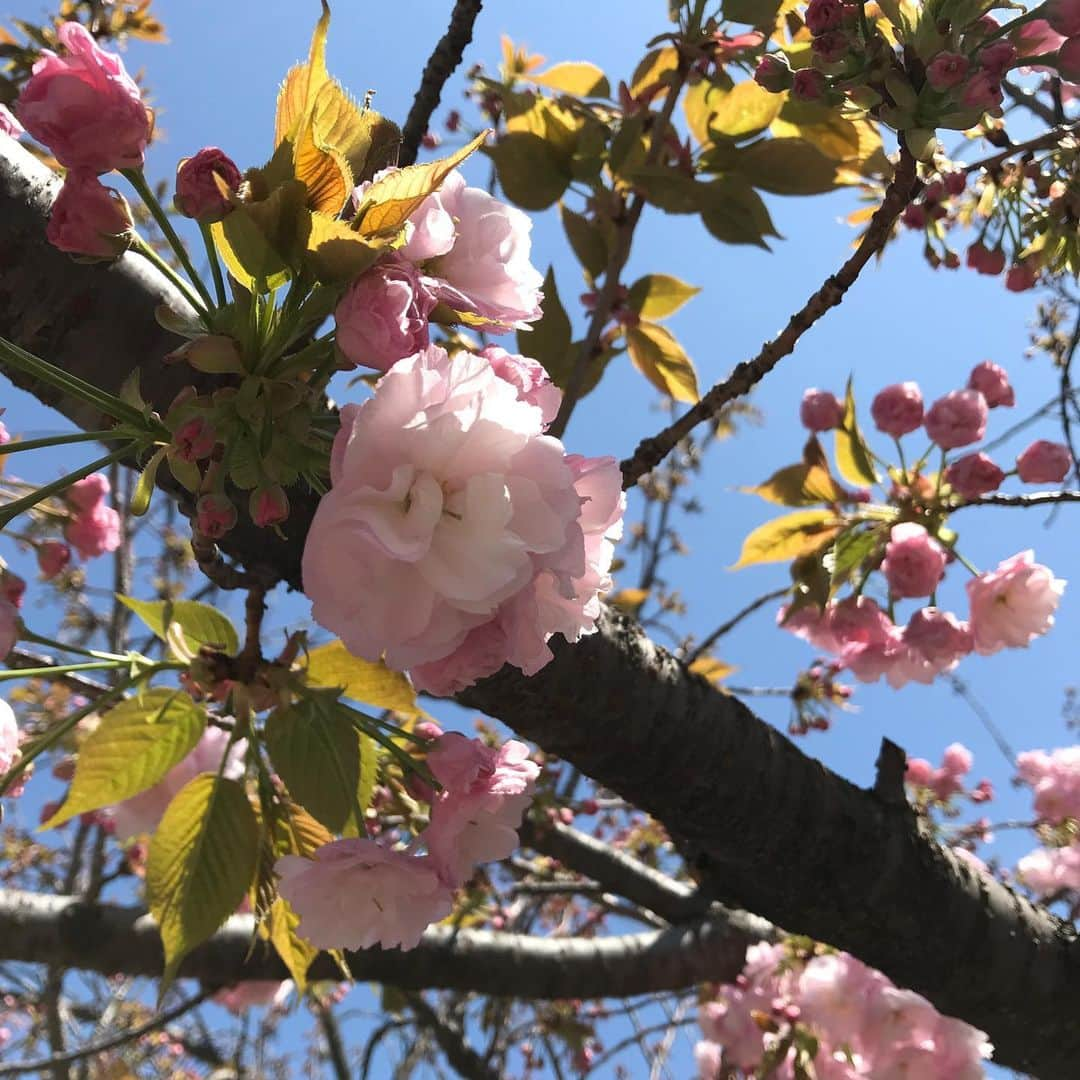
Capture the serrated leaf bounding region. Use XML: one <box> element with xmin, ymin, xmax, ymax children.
<box><xmin>147</xmin><ymin>774</ymin><xmax>259</xmax><ymax>987</ymax></box>
<box><xmin>834</xmin><ymin>379</ymin><xmax>879</xmax><ymax>486</ymax></box>
<box><xmin>305</xmin><ymin>640</ymin><xmax>419</xmax><ymax>717</ymax></box>
<box><xmin>742</xmin><ymin>463</ymin><xmax>844</xmax><ymax>506</ymax></box>
<box><xmin>560</xmin><ymin>205</ymin><xmax>608</xmax><ymax>279</ymax></box>
<box><xmin>274</xmin><ymin>1</ymin><xmax>331</xmax><ymax>148</ymax></box>
<box><xmin>41</xmin><ymin>690</ymin><xmax>206</xmax><ymax>829</ymax></box>
<box><xmin>529</xmin><ymin>61</ymin><xmax>610</xmax><ymax>98</ymax></box>
<box><xmin>626</xmin><ymin>323</ymin><xmax>700</xmax><ymax>403</ymax></box>
<box><xmin>357</xmin><ymin>131</ymin><xmax>489</xmax><ymax>237</ymax></box>
<box><xmin>732</xmin><ymin>509</ymin><xmax>843</xmax><ymax>568</ymax></box>
<box><xmin>119</xmin><ymin>596</ymin><xmax>239</xmax><ymax>656</ymax></box>
<box><xmin>518</xmin><ymin>267</ymin><xmax>573</xmax><ymax>386</ymax></box>
<box><xmin>486</xmin><ymin>132</ymin><xmax>571</xmax><ymax>211</ymax></box>
<box><xmin>267</xmin><ymin>897</ymin><xmax>320</xmax><ymax>990</ymax></box>
<box><xmin>734</xmin><ymin>138</ymin><xmax>841</xmax><ymax>195</ymax></box>
<box><xmin>265</xmin><ymin>694</ymin><xmax>377</xmax><ymax>835</ymax></box>
<box><xmin>627</xmin><ymin>274</ymin><xmax>700</xmax><ymax>319</ymax></box>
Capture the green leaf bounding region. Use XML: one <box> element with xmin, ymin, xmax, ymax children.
<box><xmin>623</xmin><ymin>166</ymin><xmax>702</xmax><ymax>214</ymax></box>
<box><xmin>732</xmin><ymin>509</ymin><xmax>843</xmax><ymax>568</ymax></box>
<box><xmin>305</xmin><ymin>639</ymin><xmax>419</xmax><ymax>717</ymax></box>
<box><xmin>724</xmin><ymin>0</ymin><xmax>783</xmax><ymax>27</ymax></box>
<box><xmin>147</xmin><ymin>774</ymin><xmax>259</xmax><ymax>987</ymax></box>
<box><xmin>707</xmin><ymin>81</ymin><xmax>783</xmax><ymax>141</ymax></box>
<box><xmin>627</xmin><ymin>274</ymin><xmax>700</xmax><ymax>320</ymax></box>
<box><xmin>211</xmin><ymin>181</ymin><xmax>306</xmax><ymax>291</ymax></box>
<box><xmin>834</xmin><ymin>378</ymin><xmax>879</xmax><ymax>486</ymax></box>
<box><xmin>560</xmin><ymin>205</ymin><xmax>608</xmax><ymax>279</ymax></box>
<box><xmin>683</xmin><ymin>80</ymin><xmax>730</xmax><ymax>146</ymax></box>
<box><xmin>41</xmin><ymin>690</ymin><xmax>207</xmax><ymax>829</ymax></box>
<box><xmin>265</xmin><ymin>693</ymin><xmax>378</xmax><ymax>834</ymax></box>
<box><xmin>825</xmin><ymin>527</ymin><xmax>881</xmax><ymax>587</ymax></box>
<box><xmin>130</xmin><ymin>446</ymin><xmax>167</xmax><ymax>517</ymax></box>
<box><xmin>734</xmin><ymin>138</ymin><xmax>841</xmax><ymax>195</ymax></box>
<box><xmin>698</xmin><ymin>177</ymin><xmax>779</xmax><ymax>248</ymax></box>
<box><xmin>485</xmin><ymin>132</ymin><xmax>571</xmax><ymax>210</ymax></box>
<box><xmin>303</xmin><ymin>211</ymin><xmax>386</xmax><ymax>282</ymax></box>
<box><xmin>625</xmin><ymin>322</ymin><xmax>701</xmax><ymax>403</ymax></box>
<box><xmin>529</xmin><ymin>61</ymin><xmax>610</xmax><ymax>98</ymax></box>
<box><xmin>119</xmin><ymin>596</ymin><xmax>239</xmax><ymax>656</ymax></box>
<box><xmin>518</xmin><ymin>267</ymin><xmax>574</xmax><ymax>387</ymax></box>
<box><xmin>742</xmin><ymin>463</ymin><xmax>845</xmax><ymax>507</ymax></box>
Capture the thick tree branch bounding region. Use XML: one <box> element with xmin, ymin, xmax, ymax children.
<box><xmin>619</xmin><ymin>148</ymin><xmax>919</xmax><ymax>487</ymax></box>
<box><xmin>0</xmin><ymin>888</ymin><xmax>763</xmax><ymax>999</ymax></box>
<box><xmin>399</xmin><ymin>0</ymin><xmax>484</xmax><ymax>168</ymax></box>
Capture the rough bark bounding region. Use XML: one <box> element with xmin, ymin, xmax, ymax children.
<box><xmin>2</xmin><ymin>139</ymin><xmax>1079</xmax><ymax>1077</ymax></box>
<box><xmin>0</xmin><ymin>888</ymin><xmax>762</xmax><ymax>999</ymax></box>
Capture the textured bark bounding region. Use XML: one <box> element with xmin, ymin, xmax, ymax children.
<box><xmin>2</xmin><ymin>140</ymin><xmax>1080</xmax><ymax>1077</ymax></box>
<box><xmin>0</xmin><ymin>888</ymin><xmax>762</xmax><ymax>998</ymax></box>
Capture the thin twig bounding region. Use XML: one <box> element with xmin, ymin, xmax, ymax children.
<box><xmin>620</xmin><ymin>148</ymin><xmax>920</xmax><ymax>488</ymax></box>
<box><xmin>957</xmin><ymin>490</ymin><xmax>1080</xmax><ymax>508</ymax></box>
<box><xmin>399</xmin><ymin>0</ymin><xmax>484</xmax><ymax>167</ymax></box>
<box><xmin>948</xmin><ymin>675</ymin><xmax>1017</xmax><ymax>766</ymax></box>
<box><xmin>685</xmin><ymin>587</ymin><xmax>789</xmax><ymax>664</ymax></box>
<box><xmin>404</xmin><ymin>991</ymin><xmax>499</xmax><ymax>1080</ymax></box>
<box><xmin>0</xmin><ymin>990</ymin><xmax>213</xmax><ymax>1076</ymax></box>
<box><xmin>961</xmin><ymin>121</ymin><xmax>1080</xmax><ymax>177</ymax></box>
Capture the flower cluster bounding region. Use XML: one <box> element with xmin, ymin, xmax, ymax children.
<box><xmin>906</xmin><ymin>743</ymin><xmax>992</xmax><ymax>804</ymax></box>
<box><xmin>63</xmin><ymin>472</ymin><xmax>121</xmax><ymax>560</ymax></box>
<box><xmin>276</xmin><ymin>733</ymin><xmax>539</xmax><ymax>950</ymax></box>
<box><xmin>1016</xmin><ymin>746</ymin><xmax>1080</xmax><ymax>824</ymax></box>
<box><xmin>781</xmin><ymin>363</ymin><xmax>1067</xmax><ymax>690</ymax></box>
<box><xmin>333</xmin><ymin>169</ymin><xmax>544</xmax><ymax>371</ymax></box>
<box><xmin>303</xmin><ymin>344</ymin><xmax>624</xmax><ymax>692</ymax></box>
<box><xmin>695</xmin><ymin>943</ymin><xmax>992</xmax><ymax>1078</ymax></box>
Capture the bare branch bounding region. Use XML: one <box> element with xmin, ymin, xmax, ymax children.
<box><xmin>404</xmin><ymin>992</ymin><xmax>499</xmax><ymax>1080</ymax></box>
<box><xmin>957</xmin><ymin>490</ymin><xmax>1080</xmax><ymax>508</ymax></box>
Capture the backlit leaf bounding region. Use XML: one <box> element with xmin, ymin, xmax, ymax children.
<box><xmin>119</xmin><ymin>596</ymin><xmax>239</xmax><ymax>656</ymax></box>
<box><xmin>305</xmin><ymin>640</ymin><xmax>419</xmax><ymax>717</ymax></box>
<box><xmin>303</xmin><ymin>212</ymin><xmax>386</xmax><ymax>282</ymax></box>
<box><xmin>735</xmin><ymin>138</ymin><xmax>841</xmax><ymax>195</ymax></box>
<box><xmin>629</xmin><ymin>46</ymin><xmax>679</xmax><ymax>98</ymax></box>
<box><xmin>689</xmin><ymin>656</ymin><xmax>738</xmax><ymax>684</ymax></box>
<box><xmin>698</xmin><ymin>176</ymin><xmax>778</xmax><ymax>248</ymax></box>
<box><xmin>834</xmin><ymin>378</ymin><xmax>879</xmax><ymax>486</ymax></box>
<box><xmin>486</xmin><ymin>132</ymin><xmax>571</xmax><ymax>210</ymax></box>
<box><xmin>529</xmin><ymin>61</ymin><xmax>610</xmax><ymax>98</ymax></box>
<box><xmin>626</xmin><ymin>322</ymin><xmax>701</xmax><ymax>403</ymax></box>
<box><xmin>518</xmin><ymin>267</ymin><xmax>573</xmax><ymax>386</ymax></box>
<box><xmin>627</xmin><ymin>274</ymin><xmax>700</xmax><ymax>320</ymax></box>
<box><xmin>560</xmin><ymin>205</ymin><xmax>609</xmax><ymax>279</ymax></box>
<box><xmin>732</xmin><ymin>509</ymin><xmax>843</xmax><ymax>568</ymax></box>
<box><xmin>742</xmin><ymin>463</ymin><xmax>845</xmax><ymax>506</ymax></box>
<box><xmin>708</xmin><ymin>81</ymin><xmax>783</xmax><ymax>140</ymax></box>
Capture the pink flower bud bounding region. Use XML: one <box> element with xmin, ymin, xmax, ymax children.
<box><xmin>1047</xmin><ymin>0</ymin><xmax>1080</xmax><ymax>38</ymax></box>
<box><xmin>174</xmin><ymin>147</ymin><xmax>242</xmax><ymax>223</ymax></box>
<box><xmin>944</xmin><ymin>171</ymin><xmax>966</xmax><ymax>197</ymax></box>
<box><xmin>971</xmin><ymin>778</ymin><xmax>994</xmax><ymax>802</ymax></box>
<box><xmin>926</xmin><ymin>51</ymin><xmax>970</xmax><ymax>90</ymax></box>
<box><xmin>881</xmin><ymin>522</ymin><xmax>947</xmax><ymax>598</ymax></box>
<box><xmin>905</xmin><ymin>757</ymin><xmax>934</xmax><ymax>785</ymax></box>
<box><xmin>945</xmin><ymin>452</ymin><xmax>1005</xmax><ymax>498</ymax></box>
<box><xmin>65</xmin><ymin>503</ymin><xmax>121</xmax><ymax>559</ymax></box>
<box><xmin>1016</xmin><ymin>439</ymin><xmax>1072</xmax><ymax>483</ymax></box>
<box><xmin>978</xmin><ymin>40</ymin><xmax>1017</xmax><ymax>76</ymax></box>
<box><xmin>15</xmin><ymin>21</ymin><xmax>151</xmax><ymax>172</ymax></box>
<box><xmin>901</xmin><ymin>203</ymin><xmax>927</xmax><ymax>229</ymax></box>
<box><xmin>924</xmin><ymin>389</ymin><xmax>988</xmax><ymax>449</ymax></box>
<box><xmin>1005</xmin><ymin>259</ymin><xmax>1039</xmax><ymax>291</ymax></box>
<box><xmin>792</xmin><ymin>68</ymin><xmax>828</xmax><ymax>102</ymax></box>
<box><xmin>754</xmin><ymin>54</ymin><xmax>793</xmax><ymax>92</ymax></box>
<box><xmin>46</xmin><ymin>171</ymin><xmax>132</xmax><ymax>259</ymax></box>
<box><xmin>805</xmin><ymin>0</ymin><xmax>847</xmax><ymax>34</ymax></box>
<box><xmin>812</xmin><ymin>30</ymin><xmax>849</xmax><ymax>62</ymax></box>
<box><xmin>961</xmin><ymin>71</ymin><xmax>1003</xmax><ymax>111</ymax></box>
<box><xmin>251</xmin><ymin>485</ymin><xmax>289</xmax><ymax>528</ymax></box>
<box><xmin>871</xmin><ymin>382</ymin><xmax>923</xmax><ymax>436</ymax></box>
<box><xmin>942</xmin><ymin>742</ymin><xmax>973</xmax><ymax>776</ymax></box>
<box><xmin>799</xmin><ymin>388</ymin><xmax>844</xmax><ymax>431</ymax></box>
<box><xmin>173</xmin><ymin>416</ymin><xmax>217</xmax><ymax>462</ymax></box>
<box><xmin>966</xmin><ymin>242</ymin><xmax>1005</xmax><ymax>275</ymax></box>
<box><xmin>967</xmin><ymin>360</ymin><xmax>1014</xmax><ymax>407</ymax></box>
<box><xmin>0</xmin><ymin>423</ymin><xmax>10</xmax><ymax>446</ymax></box>
<box><xmin>196</xmin><ymin>494</ymin><xmax>238</xmax><ymax>540</ymax></box>
<box><xmin>36</xmin><ymin>540</ymin><xmax>71</xmax><ymax>579</ymax></box>
<box><xmin>67</xmin><ymin>473</ymin><xmax>109</xmax><ymax>512</ymax></box>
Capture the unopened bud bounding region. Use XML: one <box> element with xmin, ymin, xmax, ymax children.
<box><xmin>196</xmin><ymin>493</ymin><xmax>238</xmax><ymax>540</ymax></box>
<box><xmin>754</xmin><ymin>54</ymin><xmax>793</xmax><ymax>93</ymax></box>
<box><xmin>250</xmin><ymin>485</ymin><xmax>289</xmax><ymax>528</ymax></box>
<box><xmin>165</xmin><ymin>335</ymin><xmax>244</xmax><ymax>374</ymax></box>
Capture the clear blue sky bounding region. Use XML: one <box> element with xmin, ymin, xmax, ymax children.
<box><xmin>2</xmin><ymin>0</ymin><xmax>1070</xmax><ymax>1075</ymax></box>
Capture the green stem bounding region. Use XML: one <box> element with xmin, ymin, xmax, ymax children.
<box><xmin>122</xmin><ymin>169</ymin><xmax>216</xmax><ymax>312</ymax></box>
<box><xmin>0</xmin><ymin>445</ymin><xmax>135</xmax><ymax>529</ymax></box>
<box><xmin>199</xmin><ymin>221</ymin><xmax>228</xmax><ymax>309</ymax></box>
<box><xmin>894</xmin><ymin>438</ymin><xmax>909</xmax><ymax>485</ymax></box>
<box><xmin>19</xmin><ymin>627</ymin><xmax>132</xmax><ymax>664</ymax></box>
<box><xmin>129</xmin><ymin>234</ymin><xmax>209</xmax><ymax>320</ymax></box>
<box><xmin>0</xmin><ymin>659</ymin><xmax>127</xmax><ymax>682</ymax></box>
<box><xmin>345</xmin><ymin>706</ymin><xmax>438</xmax><ymax>789</ymax></box>
<box><xmin>952</xmin><ymin>549</ymin><xmax>981</xmax><ymax>577</ymax></box>
<box><xmin>0</xmin><ymin>430</ymin><xmax>120</xmax><ymax>457</ymax></box>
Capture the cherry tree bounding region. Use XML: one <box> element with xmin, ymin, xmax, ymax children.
<box><xmin>0</xmin><ymin>0</ymin><xmax>1078</xmax><ymax>1076</ymax></box>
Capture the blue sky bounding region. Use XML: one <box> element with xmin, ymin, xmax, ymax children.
<box><xmin>1</xmin><ymin>0</ymin><xmax>1072</xmax><ymax>1074</ymax></box>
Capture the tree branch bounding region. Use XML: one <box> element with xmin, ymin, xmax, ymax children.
<box><xmin>0</xmin><ymin>888</ymin><xmax>764</xmax><ymax>1000</ymax></box>
<box><xmin>619</xmin><ymin>148</ymin><xmax>919</xmax><ymax>487</ymax></box>
<box><xmin>957</xmin><ymin>490</ymin><xmax>1080</xmax><ymax>508</ymax></box>
<box><xmin>404</xmin><ymin>991</ymin><xmax>499</xmax><ymax>1080</ymax></box>
<box><xmin>399</xmin><ymin>0</ymin><xmax>484</xmax><ymax>168</ymax></box>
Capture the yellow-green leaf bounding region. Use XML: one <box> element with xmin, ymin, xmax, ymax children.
<box><xmin>626</xmin><ymin>323</ymin><xmax>700</xmax><ymax>403</ymax></box>
<box><xmin>630</xmin><ymin>46</ymin><xmax>679</xmax><ymax>98</ymax></box>
<box><xmin>742</xmin><ymin>463</ymin><xmax>845</xmax><ymax>506</ymax></box>
<box><xmin>211</xmin><ymin>181</ymin><xmax>306</xmax><ymax>290</ymax></box>
<box><xmin>529</xmin><ymin>61</ymin><xmax>610</xmax><ymax>98</ymax></box>
<box><xmin>274</xmin><ymin>1</ymin><xmax>331</xmax><ymax>148</ymax></box>
<box><xmin>834</xmin><ymin>378</ymin><xmax>879</xmax><ymax>486</ymax></box>
<box><xmin>734</xmin><ymin>138</ymin><xmax>841</xmax><ymax>195</ymax></box>
<box><xmin>732</xmin><ymin>509</ymin><xmax>843</xmax><ymax>568</ymax></box>
<box><xmin>305</xmin><ymin>640</ymin><xmax>419</xmax><ymax>717</ymax></box>
<box><xmin>119</xmin><ymin>596</ymin><xmax>239</xmax><ymax>656</ymax></box>
<box><xmin>627</xmin><ymin>274</ymin><xmax>700</xmax><ymax>320</ymax></box>
<box><xmin>486</xmin><ymin>132</ymin><xmax>571</xmax><ymax>211</ymax></box>
<box><xmin>683</xmin><ymin>80</ymin><xmax>728</xmax><ymax>146</ymax></box>
<box><xmin>41</xmin><ymin>690</ymin><xmax>206</xmax><ymax>830</ymax></box>
<box><xmin>518</xmin><ymin>267</ymin><xmax>573</xmax><ymax>386</ymax></box>
<box><xmin>147</xmin><ymin>774</ymin><xmax>259</xmax><ymax>987</ymax></box>
<box><xmin>357</xmin><ymin>131</ymin><xmax>489</xmax><ymax>238</ymax></box>
<box><xmin>303</xmin><ymin>211</ymin><xmax>386</xmax><ymax>282</ymax></box>
<box><xmin>708</xmin><ymin>81</ymin><xmax>783</xmax><ymax>141</ymax></box>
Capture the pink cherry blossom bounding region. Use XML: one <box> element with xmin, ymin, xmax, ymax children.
<box><xmin>397</xmin><ymin>177</ymin><xmax>458</xmax><ymax>262</ymax></box>
<box><xmin>799</xmin><ymin>389</ymin><xmax>844</xmax><ymax>432</ymax></box>
<box><xmin>1016</xmin><ymin>439</ymin><xmax>1072</xmax><ymax>483</ymax></box>
<box><xmin>0</xmin><ymin>105</ymin><xmax>24</xmax><ymax>138</ymax></box>
<box><xmin>46</xmin><ymin>171</ymin><xmax>132</xmax><ymax>259</ymax></box>
<box><xmin>1058</xmin><ymin>35</ymin><xmax>1080</xmax><ymax>80</ymax></box>
<box><xmin>967</xmin><ymin>360</ymin><xmax>1014</xmax><ymax>408</ymax></box>
<box><xmin>305</xmin><ymin>346</ymin><xmax>622</xmax><ymax>684</ymax></box>
<box><xmin>693</xmin><ymin>1040</ymin><xmax>723</xmax><ymax>1079</ymax></box>
<box><xmin>881</xmin><ymin>523</ymin><xmax>946</xmax><ymax>599</ymax></box>
<box><xmin>777</xmin><ymin>602</ymin><xmax>840</xmax><ymax>654</ymax></box>
<box><xmin>1014</xmin><ymin>19</ymin><xmax>1067</xmax><ymax>58</ymax></box>
<box><xmin>0</xmin><ymin>700</ymin><xmax>19</xmax><ymax>775</ymax></box>
<box><xmin>1005</xmin><ymin>259</ymin><xmax>1039</xmax><ymax>292</ymax></box>
<box><xmin>1017</xmin><ymin>844</ymin><xmax>1080</xmax><ymax>894</ymax></box>
<box><xmin>36</xmin><ymin>540</ymin><xmax>71</xmax><ymax>579</ymax></box>
<box><xmin>196</xmin><ymin>493</ymin><xmax>238</xmax><ymax>539</ymax></box>
<box><xmin>423</xmin><ymin>171</ymin><xmax>544</xmax><ymax>329</ymax></box>
<box><xmin>961</xmin><ymin>71</ymin><xmax>1003</xmax><ymax>111</ymax></box>
<box><xmin>978</xmin><ymin>40</ymin><xmax>1017</xmax><ymax>77</ymax></box>
<box><xmin>215</xmin><ymin>980</ymin><xmax>292</xmax><ymax>1014</ymax></box>
<box><xmin>427</xmin><ymin>733</ymin><xmax>539</xmax><ymax>795</ymax></box>
<box><xmin>926</xmin><ymin>52</ymin><xmax>970</xmax><ymax>90</ymax></box>
<box><xmin>805</xmin><ymin>0</ymin><xmax>848</xmax><ymax>34</ymax></box>
<box><xmin>480</xmin><ymin>345</ymin><xmax>561</xmax><ymax>427</ymax></box>
<box><xmin>945</xmin><ymin>452</ymin><xmax>1005</xmax><ymax>499</ymax></box>
<box><xmin>1015</xmin><ymin>746</ymin><xmax>1080</xmax><ymax>822</ymax></box>
<box><xmin>902</xmin><ymin>608</ymin><xmax>972</xmax><ymax>673</ymax></box>
<box><xmin>966</xmin><ymin>550</ymin><xmax>1065</xmax><ymax>655</ymax></box>
<box><xmin>334</xmin><ymin>258</ymin><xmax>437</xmax><ymax>371</ymax></box>
<box><xmin>16</xmin><ymin>21</ymin><xmax>151</xmax><ymax>173</ymax></box>
<box><xmin>64</xmin><ymin>501</ymin><xmax>121</xmax><ymax>559</ymax></box>
<box><xmin>871</xmin><ymin>382</ymin><xmax>924</xmax><ymax>437</ymax></box>
<box><xmin>111</xmin><ymin>727</ymin><xmax>247</xmax><ymax>841</ymax></box>
<box><xmin>924</xmin><ymin>390</ymin><xmax>988</xmax><ymax>449</ymax></box>
<box><xmin>966</xmin><ymin>242</ymin><xmax>1005</xmax><ymax>275</ymax></box>
<box><xmin>66</xmin><ymin>472</ymin><xmax>110</xmax><ymax>512</ymax></box>
<box><xmin>276</xmin><ymin>839</ymin><xmax>453</xmax><ymax>951</ymax></box>
<box><xmin>792</xmin><ymin>68</ymin><xmax>827</xmax><ymax>102</ymax></box>
<box><xmin>174</xmin><ymin>147</ymin><xmax>242</xmax><ymax>224</ymax></box>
